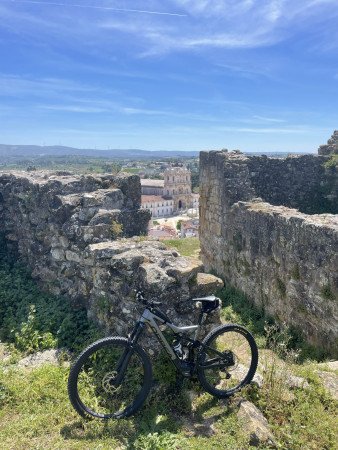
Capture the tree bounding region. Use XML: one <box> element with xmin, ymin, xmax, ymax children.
<box><xmin>191</xmin><ymin>171</ymin><xmax>199</xmax><ymax>190</ymax></box>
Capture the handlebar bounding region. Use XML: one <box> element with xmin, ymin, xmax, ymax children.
<box><xmin>135</xmin><ymin>290</ymin><xmax>162</xmax><ymax>307</ymax></box>
<box><xmin>135</xmin><ymin>290</ymin><xmax>145</xmax><ymax>303</ymax></box>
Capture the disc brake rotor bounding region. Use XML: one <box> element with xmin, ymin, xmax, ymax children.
<box><xmin>102</xmin><ymin>371</ymin><xmax>120</xmax><ymax>394</ymax></box>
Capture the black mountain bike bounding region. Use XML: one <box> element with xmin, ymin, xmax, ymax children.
<box><xmin>68</xmin><ymin>291</ymin><xmax>258</xmax><ymax>419</ymax></box>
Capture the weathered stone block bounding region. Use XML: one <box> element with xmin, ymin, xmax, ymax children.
<box><xmin>237</xmin><ymin>399</ymin><xmax>276</xmax><ymax>448</ymax></box>
<box><xmin>51</xmin><ymin>248</ymin><xmax>65</xmax><ymax>261</ymax></box>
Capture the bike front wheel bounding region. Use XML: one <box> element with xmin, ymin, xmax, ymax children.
<box><xmin>197</xmin><ymin>324</ymin><xmax>258</xmax><ymax>398</ymax></box>
<box><xmin>68</xmin><ymin>337</ymin><xmax>152</xmax><ymax>419</ymax></box>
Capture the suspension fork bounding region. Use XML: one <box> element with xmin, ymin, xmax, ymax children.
<box><xmin>113</xmin><ymin>322</ymin><xmax>145</xmax><ymax>386</ymax></box>
<box><xmin>129</xmin><ymin>321</ymin><xmax>146</xmax><ymax>345</ymax></box>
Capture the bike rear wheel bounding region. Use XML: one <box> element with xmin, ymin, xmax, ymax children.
<box><xmin>68</xmin><ymin>337</ymin><xmax>152</xmax><ymax>419</ymax></box>
<box><xmin>197</xmin><ymin>324</ymin><xmax>258</xmax><ymax>398</ymax></box>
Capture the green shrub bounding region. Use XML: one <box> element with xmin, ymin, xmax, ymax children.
<box><xmin>323</xmin><ymin>154</ymin><xmax>338</xmax><ymax>169</ymax></box>
<box><xmin>152</xmin><ymin>350</ymin><xmax>177</xmax><ymax>385</ymax></box>
<box><xmin>14</xmin><ymin>305</ymin><xmax>57</xmax><ymax>352</ymax></box>
<box><xmin>0</xmin><ymin>252</ymin><xmax>101</xmax><ymax>353</ymax></box>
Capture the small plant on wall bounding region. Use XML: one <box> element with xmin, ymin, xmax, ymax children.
<box><xmin>110</xmin><ymin>220</ymin><xmax>123</xmax><ymax>239</ymax></box>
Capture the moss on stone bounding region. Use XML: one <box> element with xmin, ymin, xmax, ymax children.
<box><xmin>233</xmin><ymin>231</ymin><xmax>244</xmax><ymax>252</ymax></box>
<box><xmin>276</xmin><ymin>278</ymin><xmax>286</xmax><ymax>297</ymax></box>
<box><xmin>291</xmin><ymin>264</ymin><xmax>300</xmax><ymax>281</ymax></box>
<box><xmin>320</xmin><ymin>284</ymin><xmax>335</xmax><ymax>301</ymax></box>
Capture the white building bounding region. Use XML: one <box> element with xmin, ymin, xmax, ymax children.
<box><xmin>141</xmin><ymin>195</ymin><xmax>174</xmax><ymax>218</ymax></box>
<box><xmin>141</xmin><ymin>166</ymin><xmax>199</xmax><ymax>218</ymax></box>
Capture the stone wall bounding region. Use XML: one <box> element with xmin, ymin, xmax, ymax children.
<box><xmin>0</xmin><ymin>171</ymin><xmax>222</xmax><ymax>340</ymax></box>
<box><xmin>199</xmin><ymin>151</ymin><xmax>338</xmax><ymax>356</ymax></box>
<box><xmin>247</xmin><ymin>154</ymin><xmax>337</xmax><ymax>214</ymax></box>
<box><xmin>318</xmin><ymin>130</ymin><xmax>338</xmax><ymax>155</ymax></box>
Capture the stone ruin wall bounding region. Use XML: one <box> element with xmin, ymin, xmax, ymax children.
<box><xmin>0</xmin><ymin>171</ymin><xmax>222</xmax><ymax>341</ymax></box>
<box><xmin>246</xmin><ymin>155</ymin><xmax>337</xmax><ymax>214</ymax></box>
<box><xmin>318</xmin><ymin>129</ymin><xmax>338</xmax><ymax>156</ymax></box>
<box><xmin>199</xmin><ymin>151</ymin><xmax>338</xmax><ymax>356</ymax></box>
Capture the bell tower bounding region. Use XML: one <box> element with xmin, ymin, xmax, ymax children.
<box><xmin>164</xmin><ymin>166</ymin><xmax>192</xmax><ymax>212</ymax></box>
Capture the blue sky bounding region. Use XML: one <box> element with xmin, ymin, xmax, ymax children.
<box><xmin>0</xmin><ymin>0</ymin><xmax>337</xmax><ymax>152</ymax></box>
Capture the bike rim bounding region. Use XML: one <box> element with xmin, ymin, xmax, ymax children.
<box><xmin>201</xmin><ymin>330</ymin><xmax>254</xmax><ymax>393</ymax></box>
<box><xmin>75</xmin><ymin>342</ymin><xmax>146</xmax><ymax>418</ymax></box>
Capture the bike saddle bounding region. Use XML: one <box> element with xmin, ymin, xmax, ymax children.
<box><xmin>192</xmin><ymin>295</ymin><xmax>217</xmax><ymax>303</ymax></box>
<box><xmin>192</xmin><ymin>295</ymin><xmax>221</xmax><ymax>313</ymax></box>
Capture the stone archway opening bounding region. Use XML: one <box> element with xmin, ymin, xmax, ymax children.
<box><xmin>178</xmin><ymin>200</ymin><xmax>183</xmax><ymax>209</ymax></box>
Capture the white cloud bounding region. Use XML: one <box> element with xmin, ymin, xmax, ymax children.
<box><xmin>214</xmin><ymin>125</ymin><xmax>328</xmax><ymax>134</ymax></box>
<box><xmin>0</xmin><ymin>74</ymin><xmax>104</xmax><ymax>100</ymax></box>
<box><xmin>39</xmin><ymin>104</ymin><xmax>108</xmax><ymax>113</ymax></box>
<box><xmin>1</xmin><ymin>0</ymin><xmax>337</xmax><ymax>57</ymax></box>
<box><xmin>5</xmin><ymin>0</ymin><xmax>186</xmax><ymax>16</ymax></box>
<box><xmin>263</xmin><ymin>0</ymin><xmax>285</xmax><ymax>22</ymax></box>
<box><xmin>252</xmin><ymin>115</ymin><xmax>286</xmax><ymax>123</ymax></box>
<box><xmin>0</xmin><ymin>0</ymin><xmax>337</xmax><ymax>56</ymax></box>
<box><xmin>101</xmin><ymin>0</ymin><xmax>338</xmax><ymax>55</ymax></box>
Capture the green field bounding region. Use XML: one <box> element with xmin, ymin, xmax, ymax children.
<box><xmin>164</xmin><ymin>237</ymin><xmax>200</xmax><ymax>257</ymax></box>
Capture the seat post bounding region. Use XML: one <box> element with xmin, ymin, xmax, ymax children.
<box><xmin>194</xmin><ymin>310</ymin><xmax>205</xmax><ymax>340</ymax></box>
<box><xmin>198</xmin><ymin>310</ymin><xmax>205</xmax><ymax>326</ymax></box>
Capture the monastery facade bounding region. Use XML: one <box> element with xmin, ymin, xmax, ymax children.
<box><xmin>140</xmin><ymin>166</ymin><xmax>199</xmax><ymax>218</ymax></box>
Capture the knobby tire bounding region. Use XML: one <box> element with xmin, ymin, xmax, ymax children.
<box><xmin>68</xmin><ymin>337</ymin><xmax>152</xmax><ymax>419</ymax></box>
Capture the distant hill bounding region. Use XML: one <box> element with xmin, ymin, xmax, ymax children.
<box><xmin>0</xmin><ymin>144</ymin><xmax>314</xmax><ymax>167</ymax></box>
<box><xmin>0</xmin><ymin>144</ymin><xmax>199</xmax><ymax>159</ymax></box>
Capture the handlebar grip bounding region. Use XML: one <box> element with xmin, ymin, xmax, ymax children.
<box><xmin>136</xmin><ymin>291</ymin><xmax>145</xmax><ymax>302</ymax></box>
<box><xmin>135</xmin><ymin>290</ymin><xmax>162</xmax><ymax>307</ymax></box>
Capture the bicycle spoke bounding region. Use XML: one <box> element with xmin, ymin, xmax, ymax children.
<box><xmin>197</xmin><ymin>325</ymin><xmax>258</xmax><ymax>397</ymax></box>
<box><xmin>68</xmin><ymin>337</ymin><xmax>152</xmax><ymax>419</ymax></box>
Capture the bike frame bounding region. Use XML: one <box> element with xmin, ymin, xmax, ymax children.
<box><xmin>141</xmin><ymin>308</ymin><xmax>199</xmax><ymax>358</ymax></box>
<box><xmin>126</xmin><ymin>306</ymin><xmax>226</xmax><ymax>375</ymax></box>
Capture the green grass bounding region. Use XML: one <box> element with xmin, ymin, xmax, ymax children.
<box><xmin>164</xmin><ymin>238</ymin><xmax>200</xmax><ymax>257</ymax></box>
<box><xmin>0</xmin><ymin>362</ymin><xmax>253</xmax><ymax>449</ymax></box>
<box><xmin>0</xmin><ymin>349</ymin><xmax>336</xmax><ymax>449</ymax></box>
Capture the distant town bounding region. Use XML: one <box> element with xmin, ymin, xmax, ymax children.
<box><xmin>0</xmin><ymin>144</ymin><xmax>320</xmax><ymax>243</ymax></box>
<box><xmin>140</xmin><ymin>165</ymin><xmax>199</xmax><ymax>240</ymax></box>
<box><xmin>0</xmin><ymin>146</ymin><xmax>201</xmax><ymax>241</ymax></box>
